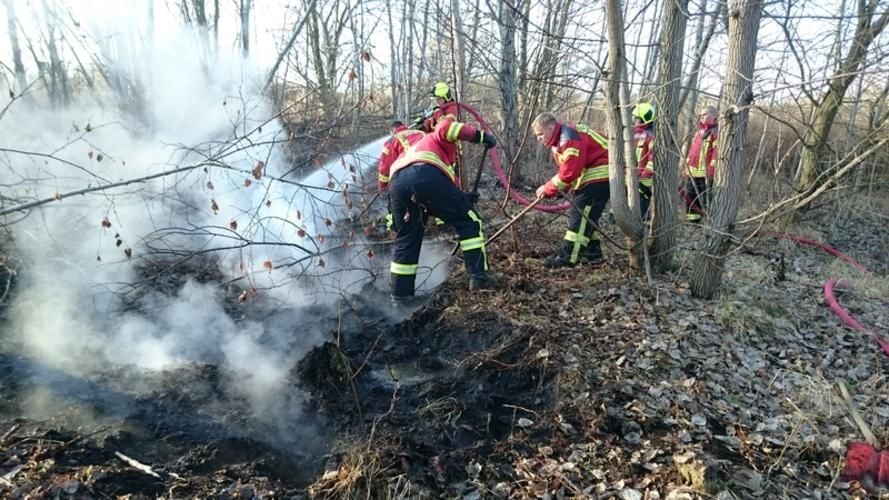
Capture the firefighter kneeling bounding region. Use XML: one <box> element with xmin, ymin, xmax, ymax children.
<box><xmin>388</xmin><ymin>116</ymin><xmax>496</xmax><ymax>302</ymax></box>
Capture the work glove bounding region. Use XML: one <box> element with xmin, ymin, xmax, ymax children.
<box><xmin>481</xmin><ymin>132</ymin><xmax>497</xmax><ymax>149</ymax></box>
<box><xmin>464</xmin><ymin>191</ymin><xmax>480</xmax><ymax>206</ymax></box>
<box><xmin>536</xmin><ymin>180</ymin><xmax>559</xmax><ymax>199</ymax></box>
<box><xmin>385</xmin><ymin>212</ymin><xmax>394</xmax><ymax>231</ymax></box>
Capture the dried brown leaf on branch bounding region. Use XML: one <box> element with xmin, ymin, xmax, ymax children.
<box><xmin>210</xmin><ymin>199</ymin><xmax>219</xmax><ymax>214</ymax></box>
<box><xmin>53</xmin><ymin>192</ymin><xmax>62</xmax><ymax>201</ymax></box>
<box><xmin>263</xmin><ymin>260</ymin><xmax>273</xmax><ymax>271</ymax></box>
<box><xmin>229</xmin><ymin>221</ymin><xmax>238</xmax><ymax>231</ymax></box>
<box><xmin>252</xmin><ymin>161</ymin><xmax>265</xmax><ymax>180</ymax></box>
<box><xmin>297</xmin><ymin>228</ymin><xmax>306</xmax><ymax>238</ymax></box>
<box><xmin>244</xmin><ymin>178</ymin><xmax>252</xmax><ymax>187</ymax></box>
<box><xmin>123</xmin><ymin>248</ymin><xmax>132</xmax><ymax>259</ymax></box>
<box><xmin>101</xmin><ymin>218</ymin><xmax>112</xmax><ymax>229</ymax></box>
<box><xmin>207</xmin><ymin>180</ymin><xmax>214</xmax><ymax>190</ymax></box>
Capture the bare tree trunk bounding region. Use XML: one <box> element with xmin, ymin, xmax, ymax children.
<box><xmin>650</xmin><ymin>0</ymin><xmax>690</xmax><ymax>272</ymax></box>
<box><xmin>2</xmin><ymin>0</ymin><xmax>29</xmax><ymax>97</ymax></box>
<box><xmin>449</xmin><ymin>0</ymin><xmax>469</xmax><ymax>189</ymax></box>
<box><xmin>795</xmin><ymin>0</ymin><xmax>889</xmax><ymax>197</ymax></box>
<box><xmin>386</xmin><ymin>0</ymin><xmax>399</xmax><ymax>117</ymax></box>
<box><xmin>603</xmin><ymin>0</ymin><xmax>643</xmax><ymax>270</ymax></box>
<box><xmin>239</xmin><ymin>0</ymin><xmax>252</xmax><ymax>57</ymax></box>
<box><xmin>518</xmin><ymin>0</ymin><xmax>531</xmax><ymax>94</ymax></box>
<box><xmin>691</xmin><ymin>0</ymin><xmax>762</xmax><ymax>299</ymax></box>
<box><xmin>496</xmin><ymin>0</ymin><xmax>519</xmax><ymax>181</ymax></box>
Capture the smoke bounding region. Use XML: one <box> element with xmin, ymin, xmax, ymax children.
<box><xmin>0</xmin><ymin>2</ymin><xmax>423</xmax><ymax>451</ymax></box>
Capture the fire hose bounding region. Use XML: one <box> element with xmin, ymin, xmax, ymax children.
<box><xmin>766</xmin><ymin>236</ymin><xmax>889</xmax><ymax>487</ymax></box>
<box><xmin>458</xmin><ymin>102</ymin><xmax>569</xmax><ymax>213</ymax></box>
<box><xmin>769</xmin><ymin>232</ymin><xmax>889</xmax><ymax>357</ymax></box>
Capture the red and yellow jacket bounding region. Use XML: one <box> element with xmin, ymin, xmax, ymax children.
<box><xmin>378</xmin><ymin>125</ymin><xmax>424</xmax><ymax>189</ymax></box>
<box><xmin>687</xmin><ymin>125</ymin><xmax>718</xmax><ymax>179</ymax></box>
<box><xmin>634</xmin><ymin>125</ymin><xmax>654</xmax><ymax>188</ymax></box>
<box><xmin>421</xmin><ymin>101</ymin><xmax>458</xmax><ymax>133</ymax></box>
<box><xmin>541</xmin><ymin>122</ymin><xmax>610</xmax><ymax>197</ymax></box>
<box><xmin>390</xmin><ymin>117</ymin><xmax>486</xmax><ymax>185</ymax></box>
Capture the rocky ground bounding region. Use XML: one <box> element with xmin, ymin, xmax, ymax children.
<box><xmin>1</xmin><ymin>193</ymin><xmax>887</xmax><ymax>499</ymax></box>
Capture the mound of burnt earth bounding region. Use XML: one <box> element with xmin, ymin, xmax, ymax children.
<box><xmin>299</xmin><ymin>280</ymin><xmax>558</xmax><ymax>497</ymax></box>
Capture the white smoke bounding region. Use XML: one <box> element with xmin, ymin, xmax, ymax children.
<box><xmin>0</xmin><ymin>3</ymin><xmax>406</xmax><ymax>447</ymax></box>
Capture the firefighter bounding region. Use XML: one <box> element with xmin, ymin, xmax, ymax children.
<box><xmin>378</xmin><ymin>121</ymin><xmax>425</xmax><ymax>230</ymax></box>
<box><xmin>683</xmin><ymin>105</ymin><xmax>718</xmax><ymax>221</ymax></box>
<box><xmin>632</xmin><ymin>102</ymin><xmax>656</xmax><ymax>219</ymax></box>
<box><xmin>410</xmin><ymin>82</ymin><xmax>459</xmax><ymax>132</ymax></box>
<box><xmin>532</xmin><ymin>112</ymin><xmax>610</xmax><ymax>268</ymax></box>
<box><xmin>388</xmin><ymin>115</ymin><xmax>497</xmax><ymax>301</ymax></box>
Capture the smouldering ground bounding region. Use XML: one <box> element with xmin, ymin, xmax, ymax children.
<box><xmin>1</xmin><ymin>195</ymin><xmax>888</xmax><ymax>499</ymax></box>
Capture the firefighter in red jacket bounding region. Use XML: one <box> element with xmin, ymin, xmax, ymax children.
<box><xmin>378</xmin><ymin>121</ymin><xmax>424</xmax><ymax>191</ymax></box>
<box><xmin>683</xmin><ymin>105</ymin><xmax>718</xmax><ymax>221</ymax></box>
<box><xmin>410</xmin><ymin>82</ymin><xmax>459</xmax><ymax>132</ymax></box>
<box><xmin>632</xmin><ymin>103</ymin><xmax>656</xmax><ymax>219</ymax></box>
<box><xmin>378</xmin><ymin>121</ymin><xmax>425</xmax><ymax>230</ymax></box>
<box><xmin>388</xmin><ymin>115</ymin><xmax>497</xmax><ymax>300</ymax></box>
<box><xmin>532</xmin><ymin>112</ymin><xmax>610</xmax><ymax>268</ymax></box>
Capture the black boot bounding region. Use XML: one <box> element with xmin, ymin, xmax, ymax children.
<box><xmin>581</xmin><ymin>243</ymin><xmax>603</xmax><ymax>264</ymax></box>
<box><xmin>469</xmin><ymin>273</ymin><xmax>497</xmax><ymax>290</ymax></box>
<box><xmin>543</xmin><ymin>255</ymin><xmax>575</xmax><ymax>268</ymax></box>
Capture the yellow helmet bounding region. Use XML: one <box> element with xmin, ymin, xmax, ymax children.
<box><xmin>432</xmin><ymin>82</ymin><xmax>452</xmax><ymax>101</ymax></box>
<box><xmin>632</xmin><ymin>102</ymin><xmax>656</xmax><ymax>125</ymax></box>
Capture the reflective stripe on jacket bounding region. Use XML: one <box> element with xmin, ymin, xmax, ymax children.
<box><xmin>546</xmin><ymin>122</ymin><xmax>610</xmax><ymax>193</ymax></box>
<box><xmin>378</xmin><ymin>126</ymin><xmax>425</xmax><ymax>187</ymax></box>
<box><xmin>634</xmin><ymin>126</ymin><xmax>654</xmax><ymax>187</ymax></box>
<box><xmin>687</xmin><ymin>126</ymin><xmax>718</xmax><ymax>178</ymax></box>
<box><xmin>390</xmin><ymin>117</ymin><xmax>482</xmax><ymax>184</ymax></box>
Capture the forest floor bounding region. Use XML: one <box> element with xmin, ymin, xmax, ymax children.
<box><xmin>1</xmin><ymin>192</ymin><xmax>888</xmax><ymax>499</ymax></box>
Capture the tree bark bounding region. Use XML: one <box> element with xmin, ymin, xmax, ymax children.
<box><xmin>691</xmin><ymin>0</ymin><xmax>762</xmax><ymax>299</ymax></box>
<box><xmin>496</xmin><ymin>0</ymin><xmax>519</xmax><ymax>180</ymax></box>
<box><xmin>650</xmin><ymin>0</ymin><xmax>690</xmax><ymax>272</ymax></box>
<box><xmin>603</xmin><ymin>0</ymin><xmax>643</xmax><ymax>270</ymax></box>
<box><xmin>239</xmin><ymin>0</ymin><xmax>252</xmax><ymax>57</ymax></box>
<box><xmin>2</xmin><ymin>0</ymin><xmax>29</xmax><ymax>97</ymax></box>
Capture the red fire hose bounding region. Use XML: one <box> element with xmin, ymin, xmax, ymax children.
<box><xmin>459</xmin><ymin>102</ymin><xmax>569</xmax><ymax>213</ymax></box>
<box><xmin>769</xmin><ymin>232</ymin><xmax>889</xmax><ymax>358</ymax></box>
<box><xmin>771</xmin><ymin>233</ymin><xmax>889</xmax><ymax>487</ymax></box>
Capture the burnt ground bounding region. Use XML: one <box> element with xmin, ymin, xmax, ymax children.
<box><xmin>2</xmin><ymin>193</ymin><xmax>889</xmax><ymax>499</ymax></box>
